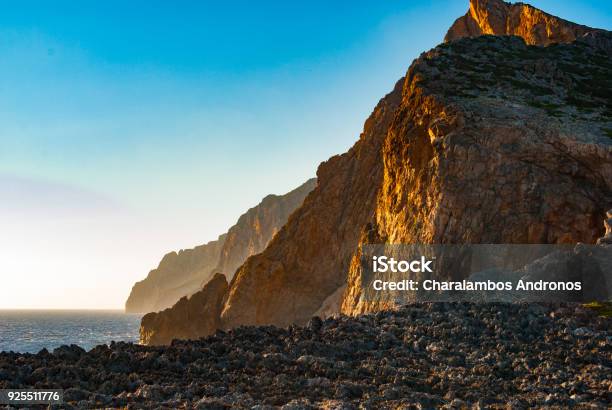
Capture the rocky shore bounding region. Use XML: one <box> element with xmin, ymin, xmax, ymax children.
<box><xmin>1</xmin><ymin>303</ymin><xmax>610</xmax><ymax>409</ymax></box>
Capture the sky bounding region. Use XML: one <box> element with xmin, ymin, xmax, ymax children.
<box><xmin>0</xmin><ymin>0</ymin><xmax>610</xmax><ymax>309</ymax></box>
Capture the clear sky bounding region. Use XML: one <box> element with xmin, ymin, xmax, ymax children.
<box><xmin>0</xmin><ymin>0</ymin><xmax>610</xmax><ymax>309</ymax></box>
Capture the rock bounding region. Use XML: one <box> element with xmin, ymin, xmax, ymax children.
<box><xmin>134</xmin><ymin>384</ymin><xmax>163</xmax><ymax>400</ymax></box>
<box><xmin>572</xmin><ymin>327</ymin><xmax>595</xmax><ymax>338</ymax></box>
<box><xmin>194</xmin><ymin>397</ymin><xmax>232</xmax><ymax>409</ymax></box>
<box><xmin>307</xmin><ymin>316</ymin><xmax>323</xmax><ymax>333</ymax></box>
<box><xmin>281</xmin><ymin>399</ymin><xmax>316</xmax><ymax>410</ymax></box>
<box><xmin>64</xmin><ymin>388</ymin><xmax>91</xmax><ymax>402</ymax></box>
<box><xmin>221</xmin><ymin>13</ymin><xmax>612</xmax><ymax>325</ymax></box>
<box><xmin>126</xmin><ymin>178</ymin><xmax>316</xmax><ymax>313</ymax></box>
<box><xmin>445</xmin><ymin>0</ymin><xmax>604</xmax><ymax>46</ymax></box>
<box><xmin>125</xmin><ymin>235</ymin><xmax>226</xmax><ymax>314</ymax></box>
<box><xmin>139</xmin><ymin>273</ymin><xmax>229</xmax><ymax>345</ymax></box>
<box><xmin>596</xmin><ymin>209</ymin><xmax>612</xmax><ymax>244</ymax></box>
<box><xmin>306</xmin><ymin>377</ymin><xmax>331</xmax><ymax>388</ymax></box>
<box><xmin>2</xmin><ymin>303</ymin><xmax>612</xmax><ymax>408</ymax></box>
<box><xmin>53</xmin><ymin>344</ymin><xmax>86</xmax><ymax>361</ymax></box>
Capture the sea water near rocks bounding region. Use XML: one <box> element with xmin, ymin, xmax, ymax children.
<box><xmin>0</xmin><ymin>310</ymin><xmax>141</xmax><ymax>353</ymax></box>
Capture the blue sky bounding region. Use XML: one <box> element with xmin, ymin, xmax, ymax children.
<box><xmin>0</xmin><ymin>0</ymin><xmax>610</xmax><ymax>308</ymax></box>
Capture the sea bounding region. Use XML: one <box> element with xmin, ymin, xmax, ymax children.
<box><xmin>0</xmin><ymin>310</ymin><xmax>142</xmax><ymax>354</ymax></box>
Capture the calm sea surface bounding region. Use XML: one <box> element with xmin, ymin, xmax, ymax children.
<box><xmin>0</xmin><ymin>310</ymin><xmax>142</xmax><ymax>353</ymax></box>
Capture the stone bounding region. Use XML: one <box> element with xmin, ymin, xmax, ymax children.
<box><xmin>2</xmin><ymin>303</ymin><xmax>611</xmax><ymax>408</ymax></box>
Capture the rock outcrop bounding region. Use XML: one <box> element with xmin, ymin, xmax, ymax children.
<box><xmin>139</xmin><ymin>273</ymin><xmax>228</xmax><ymax>346</ymax></box>
<box><xmin>344</xmin><ymin>31</ymin><xmax>611</xmax><ymax>313</ymax></box>
<box><xmin>224</xmin><ymin>35</ymin><xmax>611</xmax><ymax>324</ymax></box>
<box><xmin>125</xmin><ymin>178</ymin><xmax>316</xmax><ymax>313</ymax></box>
<box><xmin>140</xmin><ymin>0</ymin><xmax>611</xmax><ymax>344</ymax></box>
<box><xmin>445</xmin><ymin>0</ymin><xmax>603</xmax><ymax>45</ymax></box>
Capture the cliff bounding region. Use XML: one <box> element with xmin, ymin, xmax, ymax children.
<box><xmin>225</xmin><ymin>50</ymin><xmax>611</xmax><ymax>327</ymax></box>
<box><xmin>140</xmin><ymin>0</ymin><xmax>611</xmax><ymax>344</ymax></box>
<box><xmin>125</xmin><ymin>236</ymin><xmax>226</xmax><ymax>314</ymax></box>
<box><xmin>125</xmin><ymin>178</ymin><xmax>316</xmax><ymax>313</ymax></box>
<box><xmin>342</xmin><ymin>33</ymin><xmax>612</xmax><ymax>315</ymax></box>
<box><xmin>140</xmin><ymin>273</ymin><xmax>228</xmax><ymax>345</ymax></box>
<box><xmin>221</xmin><ymin>8</ymin><xmax>611</xmax><ymax>326</ymax></box>
<box><xmin>445</xmin><ymin>0</ymin><xmax>603</xmax><ymax>45</ymax></box>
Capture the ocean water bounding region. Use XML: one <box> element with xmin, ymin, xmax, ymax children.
<box><xmin>0</xmin><ymin>310</ymin><xmax>142</xmax><ymax>353</ymax></box>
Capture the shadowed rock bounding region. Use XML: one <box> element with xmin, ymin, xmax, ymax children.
<box><xmin>4</xmin><ymin>304</ymin><xmax>611</xmax><ymax>408</ymax></box>
<box><xmin>125</xmin><ymin>178</ymin><xmax>316</xmax><ymax>313</ymax></box>
<box><xmin>139</xmin><ymin>273</ymin><xmax>228</xmax><ymax>346</ymax></box>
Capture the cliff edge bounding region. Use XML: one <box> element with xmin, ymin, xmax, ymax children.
<box><xmin>125</xmin><ymin>178</ymin><xmax>316</xmax><ymax>313</ymax></box>
<box><xmin>445</xmin><ymin>0</ymin><xmax>603</xmax><ymax>45</ymax></box>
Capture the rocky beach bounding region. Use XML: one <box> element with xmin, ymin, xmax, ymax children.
<box><xmin>1</xmin><ymin>303</ymin><xmax>610</xmax><ymax>409</ymax></box>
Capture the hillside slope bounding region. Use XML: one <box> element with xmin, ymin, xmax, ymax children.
<box><xmin>125</xmin><ymin>236</ymin><xmax>226</xmax><ymax>314</ymax></box>
<box><xmin>125</xmin><ymin>179</ymin><xmax>316</xmax><ymax>313</ymax></box>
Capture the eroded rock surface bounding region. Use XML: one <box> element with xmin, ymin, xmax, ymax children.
<box><xmin>445</xmin><ymin>0</ymin><xmax>603</xmax><ymax>45</ymax></box>
<box><xmin>343</xmin><ymin>34</ymin><xmax>611</xmax><ymax>315</ymax></box>
<box><xmin>223</xmin><ymin>32</ymin><xmax>611</xmax><ymax>325</ymax></box>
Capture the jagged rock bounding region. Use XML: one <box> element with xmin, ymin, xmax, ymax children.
<box><xmin>125</xmin><ymin>179</ymin><xmax>316</xmax><ymax>313</ymax></box>
<box><xmin>139</xmin><ymin>273</ymin><xmax>228</xmax><ymax>346</ymax></box>
<box><xmin>222</xmin><ymin>32</ymin><xmax>611</xmax><ymax>324</ymax></box>
<box><xmin>445</xmin><ymin>0</ymin><xmax>603</xmax><ymax>46</ymax></box>
<box><xmin>343</xmin><ymin>32</ymin><xmax>611</xmax><ymax>314</ymax></box>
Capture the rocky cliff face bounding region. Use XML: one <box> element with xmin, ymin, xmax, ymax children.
<box><xmin>140</xmin><ymin>0</ymin><xmax>612</xmax><ymax>344</ymax></box>
<box><xmin>125</xmin><ymin>179</ymin><xmax>316</xmax><ymax>314</ymax></box>
<box><xmin>140</xmin><ymin>273</ymin><xmax>228</xmax><ymax>345</ymax></box>
<box><xmin>224</xmin><ymin>36</ymin><xmax>611</xmax><ymax>324</ymax></box>
<box><xmin>214</xmin><ymin>178</ymin><xmax>318</xmax><ymax>283</ymax></box>
<box><xmin>125</xmin><ymin>236</ymin><xmax>226</xmax><ymax>314</ymax></box>
<box><xmin>445</xmin><ymin>0</ymin><xmax>602</xmax><ymax>45</ymax></box>
<box><xmin>219</xmin><ymin>82</ymin><xmax>403</xmax><ymax>328</ymax></box>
